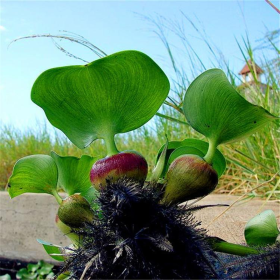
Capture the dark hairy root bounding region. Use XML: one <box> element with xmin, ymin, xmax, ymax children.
<box><xmin>58</xmin><ymin>178</ymin><xmax>280</xmax><ymax>279</ymax></box>
<box><xmin>61</xmin><ymin>179</ymin><xmax>220</xmax><ymax>279</ymax></box>
<box><xmin>221</xmin><ymin>245</ymin><xmax>280</xmax><ymax>279</ymax></box>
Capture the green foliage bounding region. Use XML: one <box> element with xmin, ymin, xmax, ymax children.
<box><xmin>0</xmin><ymin>275</ymin><xmax>11</xmax><ymax>280</ymax></box>
<box><xmin>1</xmin><ymin>23</ymin><xmax>279</xmax><ymax>202</ymax></box>
<box><xmin>2</xmin><ymin>21</ymin><xmax>280</xmax><ymax>264</ymax></box>
<box><xmin>8</xmin><ymin>155</ymin><xmax>58</xmax><ymax>198</ymax></box>
<box><xmin>7</xmin><ymin>152</ymin><xmax>96</xmax><ymax>202</ymax></box>
<box><xmin>51</xmin><ymin>152</ymin><xmax>96</xmax><ymax>195</ymax></box>
<box><xmin>37</xmin><ymin>239</ymin><xmax>65</xmax><ymax>262</ymax></box>
<box><xmin>16</xmin><ymin>260</ymin><xmax>54</xmax><ymax>280</ymax></box>
<box><xmin>147</xmin><ymin>17</ymin><xmax>280</xmax><ymax>199</ymax></box>
<box><xmin>81</xmin><ymin>186</ymin><xmax>100</xmax><ymax>209</ymax></box>
<box><xmin>156</xmin><ymin>139</ymin><xmax>226</xmax><ymax>178</ymax></box>
<box><xmin>183</xmin><ymin>69</ymin><xmax>277</xmax><ymax>149</ymax></box>
<box><xmin>31</xmin><ymin>50</ymin><xmax>170</xmax><ymax>154</ymax></box>
<box><xmin>244</xmin><ymin>210</ymin><xmax>280</xmax><ymax>246</ymax></box>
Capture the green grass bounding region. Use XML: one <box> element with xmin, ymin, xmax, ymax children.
<box><xmin>145</xmin><ymin>16</ymin><xmax>280</xmax><ymax>200</ymax></box>
<box><xmin>1</xmin><ymin>19</ymin><xmax>279</xmax><ymax>200</ymax></box>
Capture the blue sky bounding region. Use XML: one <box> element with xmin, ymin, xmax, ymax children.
<box><xmin>0</xmin><ymin>0</ymin><xmax>279</xmax><ymax>132</ymax></box>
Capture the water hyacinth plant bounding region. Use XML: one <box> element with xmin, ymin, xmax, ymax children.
<box><xmin>7</xmin><ymin>46</ymin><xmax>279</xmax><ymax>279</ymax></box>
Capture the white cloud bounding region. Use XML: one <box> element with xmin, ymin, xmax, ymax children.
<box><xmin>0</xmin><ymin>25</ymin><xmax>6</xmax><ymax>31</ymax></box>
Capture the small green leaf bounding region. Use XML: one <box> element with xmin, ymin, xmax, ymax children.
<box><xmin>27</xmin><ymin>263</ymin><xmax>39</xmax><ymax>273</ymax></box>
<box><xmin>245</xmin><ymin>210</ymin><xmax>280</xmax><ymax>246</ymax></box>
<box><xmin>56</xmin><ymin>272</ymin><xmax>71</xmax><ymax>280</ymax></box>
<box><xmin>168</xmin><ymin>146</ymin><xmax>204</xmax><ymax>165</ymax></box>
<box><xmin>38</xmin><ymin>261</ymin><xmax>54</xmax><ymax>273</ymax></box>
<box><xmin>37</xmin><ymin>239</ymin><xmax>65</xmax><ymax>262</ymax></box>
<box><xmin>156</xmin><ymin>139</ymin><xmax>226</xmax><ymax>178</ymax></box>
<box><xmin>16</xmin><ymin>268</ymin><xmax>37</xmax><ymax>280</ymax></box>
<box><xmin>32</xmin><ymin>50</ymin><xmax>170</xmax><ymax>149</ymax></box>
<box><xmin>0</xmin><ymin>274</ymin><xmax>12</xmax><ymax>280</ymax></box>
<box><xmin>16</xmin><ymin>268</ymin><xmax>28</xmax><ymax>279</ymax></box>
<box><xmin>156</xmin><ymin>141</ymin><xmax>182</xmax><ymax>162</ymax></box>
<box><xmin>183</xmin><ymin>69</ymin><xmax>278</xmax><ymax>145</ymax></box>
<box><xmin>81</xmin><ymin>187</ymin><xmax>99</xmax><ymax>207</ymax></box>
<box><xmin>81</xmin><ymin>187</ymin><xmax>102</xmax><ymax>219</ymax></box>
<box><xmin>55</xmin><ymin>214</ymin><xmax>81</xmax><ymax>246</ymax></box>
<box><xmin>37</xmin><ymin>266</ymin><xmax>53</xmax><ymax>276</ymax></box>
<box><xmin>51</xmin><ymin>152</ymin><xmax>96</xmax><ymax>195</ymax></box>
<box><xmin>8</xmin><ymin>155</ymin><xmax>58</xmax><ymax>198</ymax></box>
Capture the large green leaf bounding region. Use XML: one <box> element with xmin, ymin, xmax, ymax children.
<box><xmin>183</xmin><ymin>69</ymin><xmax>278</xmax><ymax>145</ymax></box>
<box><xmin>244</xmin><ymin>210</ymin><xmax>280</xmax><ymax>246</ymax></box>
<box><xmin>8</xmin><ymin>155</ymin><xmax>58</xmax><ymax>198</ymax></box>
<box><xmin>156</xmin><ymin>139</ymin><xmax>226</xmax><ymax>178</ymax></box>
<box><xmin>51</xmin><ymin>152</ymin><xmax>96</xmax><ymax>195</ymax></box>
<box><xmin>32</xmin><ymin>50</ymin><xmax>170</xmax><ymax>149</ymax></box>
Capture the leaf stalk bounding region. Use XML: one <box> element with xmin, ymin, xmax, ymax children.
<box><xmin>203</xmin><ymin>139</ymin><xmax>217</xmax><ymax>165</ymax></box>
<box><xmin>104</xmin><ymin>135</ymin><xmax>119</xmax><ymax>156</ymax></box>
<box><xmin>52</xmin><ymin>190</ymin><xmax>63</xmax><ymax>205</ymax></box>
<box><xmin>209</xmin><ymin>238</ymin><xmax>260</xmax><ymax>256</ymax></box>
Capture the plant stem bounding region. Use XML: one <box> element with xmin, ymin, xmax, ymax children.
<box><xmin>104</xmin><ymin>134</ymin><xmax>119</xmax><ymax>156</ymax></box>
<box><xmin>204</xmin><ymin>139</ymin><xmax>217</xmax><ymax>165</ymax></box>
<box><xmin>53</xmin><ymin>190</ymin><xmax>63</xmax><ymax>205</ymax></box>
<box><xmin>209</xmin><ymin>238</ymin><xmax>259</xmax><ymax>256</ymax></box>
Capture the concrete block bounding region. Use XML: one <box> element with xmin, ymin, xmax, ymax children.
<box><xmin>0</xmin><ymin>192</ymin><xmax>69</xmax><ymax>262</ymax></box>
<box><xmin>195</xmin><ymin>194</ymin><xmax>280</xmax><ymax>244</ymax></box>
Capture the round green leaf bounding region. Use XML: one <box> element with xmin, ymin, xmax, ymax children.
<box><xmin>245</xmin><ymin>210</ymin><xmax>280</xmax><ymax>246</ymax></box>
<box><xmin>156</xmin><ymin>139</ymin><xmax>226</xmax><ymax>178</ymax></box>
<box><xmin>37</xmin><ymin>265</ymin><xmax>53</xmax><ymax>276</ymax></box>
<box><xmin>32</xmin><ymin>50</ymin><xmax>170</xmax><ymax>149</ymax></box>
<box><xmin>0</xmin><ymin>274</ymin><xmax>11</xmax><ymax>280</ymax></box>
<box><xmin>16</xmin><ymin>268</ymin><xmax>28</xmax><ymax>279</ymax></box>
<box><xmin>16</xmin><ymin>268</ymin><xmax>37</xmax><ymax>280</ymax></box>
<box><xmin>183</xmin><ymin>69</ymin><xmax>278</xmax><ymax>145</ymax></box>
<box><xmin>8</xmin><ymin>155</ymin><xmax>58</xmax><ymax>198</ymax></box>
<box><xmin>168</xmin><ymin>146</ymin><xmax>204</xmax><ymax>165</ymax></box>
<box><xmin>27</xmin><ymin>263</ymin><xmax>39</xmax><ymax>273</ymax></box>
<box><xmin>51</xmin><ymin>152</ymin><xmax>96</xmax><ymax>195</ymax></box>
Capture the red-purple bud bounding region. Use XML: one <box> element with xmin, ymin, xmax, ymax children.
<box><xmin>90</xmin><ymin>152</ymin><xmax>148</xmax><ymax>190</ymax></box>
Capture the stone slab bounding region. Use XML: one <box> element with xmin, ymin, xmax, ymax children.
<box><xmin>195</xmin><ymin>194</ymin><xmax>280</xmax><ymax>244</ymax></box>
<box><xmin>0</xmin><ymin>192</ymin><xmax>279</xmax><ymax>262</ymax></box>
<box><xmin>0</xmin><ymin>192</ymin><xmax>68</xmax><ymax>263</ymax></box>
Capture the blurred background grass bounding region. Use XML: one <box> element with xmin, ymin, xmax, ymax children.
<box><xmin>1</xmin><ymin>17</ymin><xmax>279</xmax><ymax>200</ymax></box>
